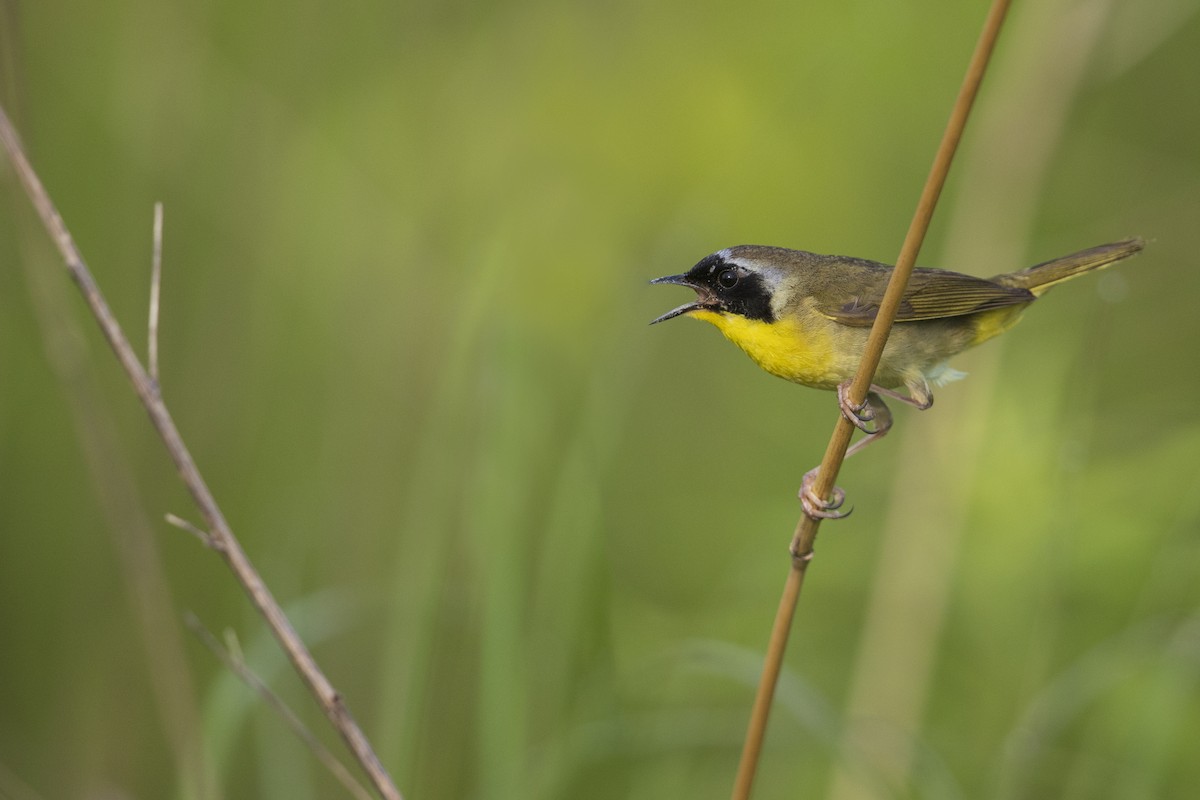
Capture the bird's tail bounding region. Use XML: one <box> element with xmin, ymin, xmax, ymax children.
<box><xmin>993</xmin><ymin>238</ymin><xmax>1144</xmax><ymax>297</ymax></box>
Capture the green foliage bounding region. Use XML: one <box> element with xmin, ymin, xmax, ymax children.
<box><xmin>2</xmin><ymin>1</ymin><xmax>1199</xmax><ymax>798</ymax></box>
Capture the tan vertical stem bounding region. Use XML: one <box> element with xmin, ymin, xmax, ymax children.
<box><xmin>825</xmin><ymin>2</ymin><xmax>1118</xmax><ymax>796</ymax></box>
<box><xmin>731</xmin><ymin>2</ymin><xmax>1012</xmax><ymax>798</ymax></box>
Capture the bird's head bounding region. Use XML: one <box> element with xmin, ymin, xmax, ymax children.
<box><xmin>650</xmin><ymin>247</ymin><xmax>797</xmax><ymax>325</ymax></box>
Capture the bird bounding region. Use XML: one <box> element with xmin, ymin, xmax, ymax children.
<box><xmin>650</xmin><ymin>237</ymin><xmax>1144</xmax><ymax>518</ymax></box>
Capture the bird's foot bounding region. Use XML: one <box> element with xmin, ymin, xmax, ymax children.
<box><xmin>837</xmin><ymin>381</ymin><xmax>882</xmax><ymax>434</ymax></box>
<box><xmin>800</xmin><ymin>467</ymin><xmax>852</xmax><ymax>520</ymax></box>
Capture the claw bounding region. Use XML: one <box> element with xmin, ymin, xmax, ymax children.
<box><xmin>800</xmin><ymin>467</ymin><xmax>853</xmax><ymax>520</ymax></box>
<box><xmin>837</xmin><ymin>381</ymin><xmax>880</xmax><ymax>434</ymax></box>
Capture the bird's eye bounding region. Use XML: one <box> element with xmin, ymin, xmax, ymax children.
<box><xmin>717</xmin><ymin>268</ymin><xmax>740</xmax><ymax>289</ymax></box>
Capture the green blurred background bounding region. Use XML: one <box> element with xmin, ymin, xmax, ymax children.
<box><xmin>2</xmin><ymin>0</ymin><xmax>1198</xmax><ymax>798</ymax></box>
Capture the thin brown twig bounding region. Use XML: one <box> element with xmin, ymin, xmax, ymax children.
<box><xmin>0</xmin><ymin>104</ymin><xmax>403</xmax><ymax>800</ymax></box>
<box><xmin>149</xmin><ymin>201</ymin><xmax>163</xmax><ymax>385</ymax></box>
<box><xmin>166</xmin><ymin>512</ymin><xmax>220</xmax><ymax>551</ymax></box>
<box><xmin>4</xmin><ymin>110</ymin><xmax>214</xmax><ymax>796</ymax></box>
<box><xmin>730</xmin><ymin>2</ymin><xmax>1012</xmax><ymax>798</ymax></box>
<box><xmin>184</xmin><ymin>613</ymin><xmax>375</xmax><ymax>800</ymax></box>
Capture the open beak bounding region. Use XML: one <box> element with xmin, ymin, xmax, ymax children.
<box><xmin>649</xmin><ymin>274</ymin><xmax>714</xmax><ymax>325</ymax></box>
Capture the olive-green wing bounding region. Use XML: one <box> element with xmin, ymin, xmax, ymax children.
<box><xmin>821</xmin><ymin>268</ymin><xmax>1035</xmax><ymax>327</ymax></box>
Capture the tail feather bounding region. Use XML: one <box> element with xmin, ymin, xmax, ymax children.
<box><xmin>993</xmin><ymin>238</ymin><xmax>1144</xmax><ymax>296</ymax></box>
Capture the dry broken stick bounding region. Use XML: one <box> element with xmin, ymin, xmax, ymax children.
<box><xmin>149</xmin><ymin>201</ymin><xmax>163</xmax><ymax>385</ymax></box>
<box><xmin>0</xmin><ymin>104</ymin><xmax>403</xmax><ymax>800</ymax></box>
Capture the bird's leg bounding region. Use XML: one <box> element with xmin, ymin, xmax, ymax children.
<box><xmin>836</xmin><ymin>381</ymin><xmax>879</xmax><ymax>433</ymax></box>
<box><xmin>868</xmin><ymin>381</ymin><xmax>933</xmax><ymax>411</ymax></box>
<box><xmin>844</xmin><ymin>392</ymin><xmax>893</xmax><ymax>458</ymax></box>
<box><xmin>802</xmin><ymin>379</ymin><xmax>935</xmax><ymax>522</ymax></box>
<box><xmin>837</xmin><ymin>379</ymin><xmax>932</xmax><ymax>431</ymax></box>
<box><xmin>801</xmin><ymin>387</ymin><xmax>905</xmax><ymax>521</ymax></box>
<box><xmin>832</xmin><ymin>384</ymin><xmax>896</xmax><ymax>458</ymax></box>
<box><xmin>799</xmin><ymin>392</ymin><xmax>883</xmax><ymax>520</ymax></box>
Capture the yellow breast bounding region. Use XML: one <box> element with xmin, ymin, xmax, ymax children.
<box><xmin>689</xmin><ymin>309</ymin><xmax>840</xmax><ymax>389</ymax></box>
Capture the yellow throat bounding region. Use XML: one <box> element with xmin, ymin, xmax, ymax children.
<box><xmin>688</xmin><ymin>308</ymin><xmax>839</xmax><ymax>388</ymax></box>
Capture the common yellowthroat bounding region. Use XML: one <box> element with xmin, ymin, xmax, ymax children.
<box><xmin>651</xmin><ymin>238</ymin><xmax>1143</xmax><ymax>516</ymax></box>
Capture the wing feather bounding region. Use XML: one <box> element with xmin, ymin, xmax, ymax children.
<box><xmin>822</xmin><ymin>269</ymin><xmax>1035</xmax><ymax>327</ymax></box>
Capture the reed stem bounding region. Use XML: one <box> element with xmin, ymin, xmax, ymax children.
<box><xmin>731</xmin><ymin>2</ymin><xmax>1012</xmax><ymax>797</ymax></box>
